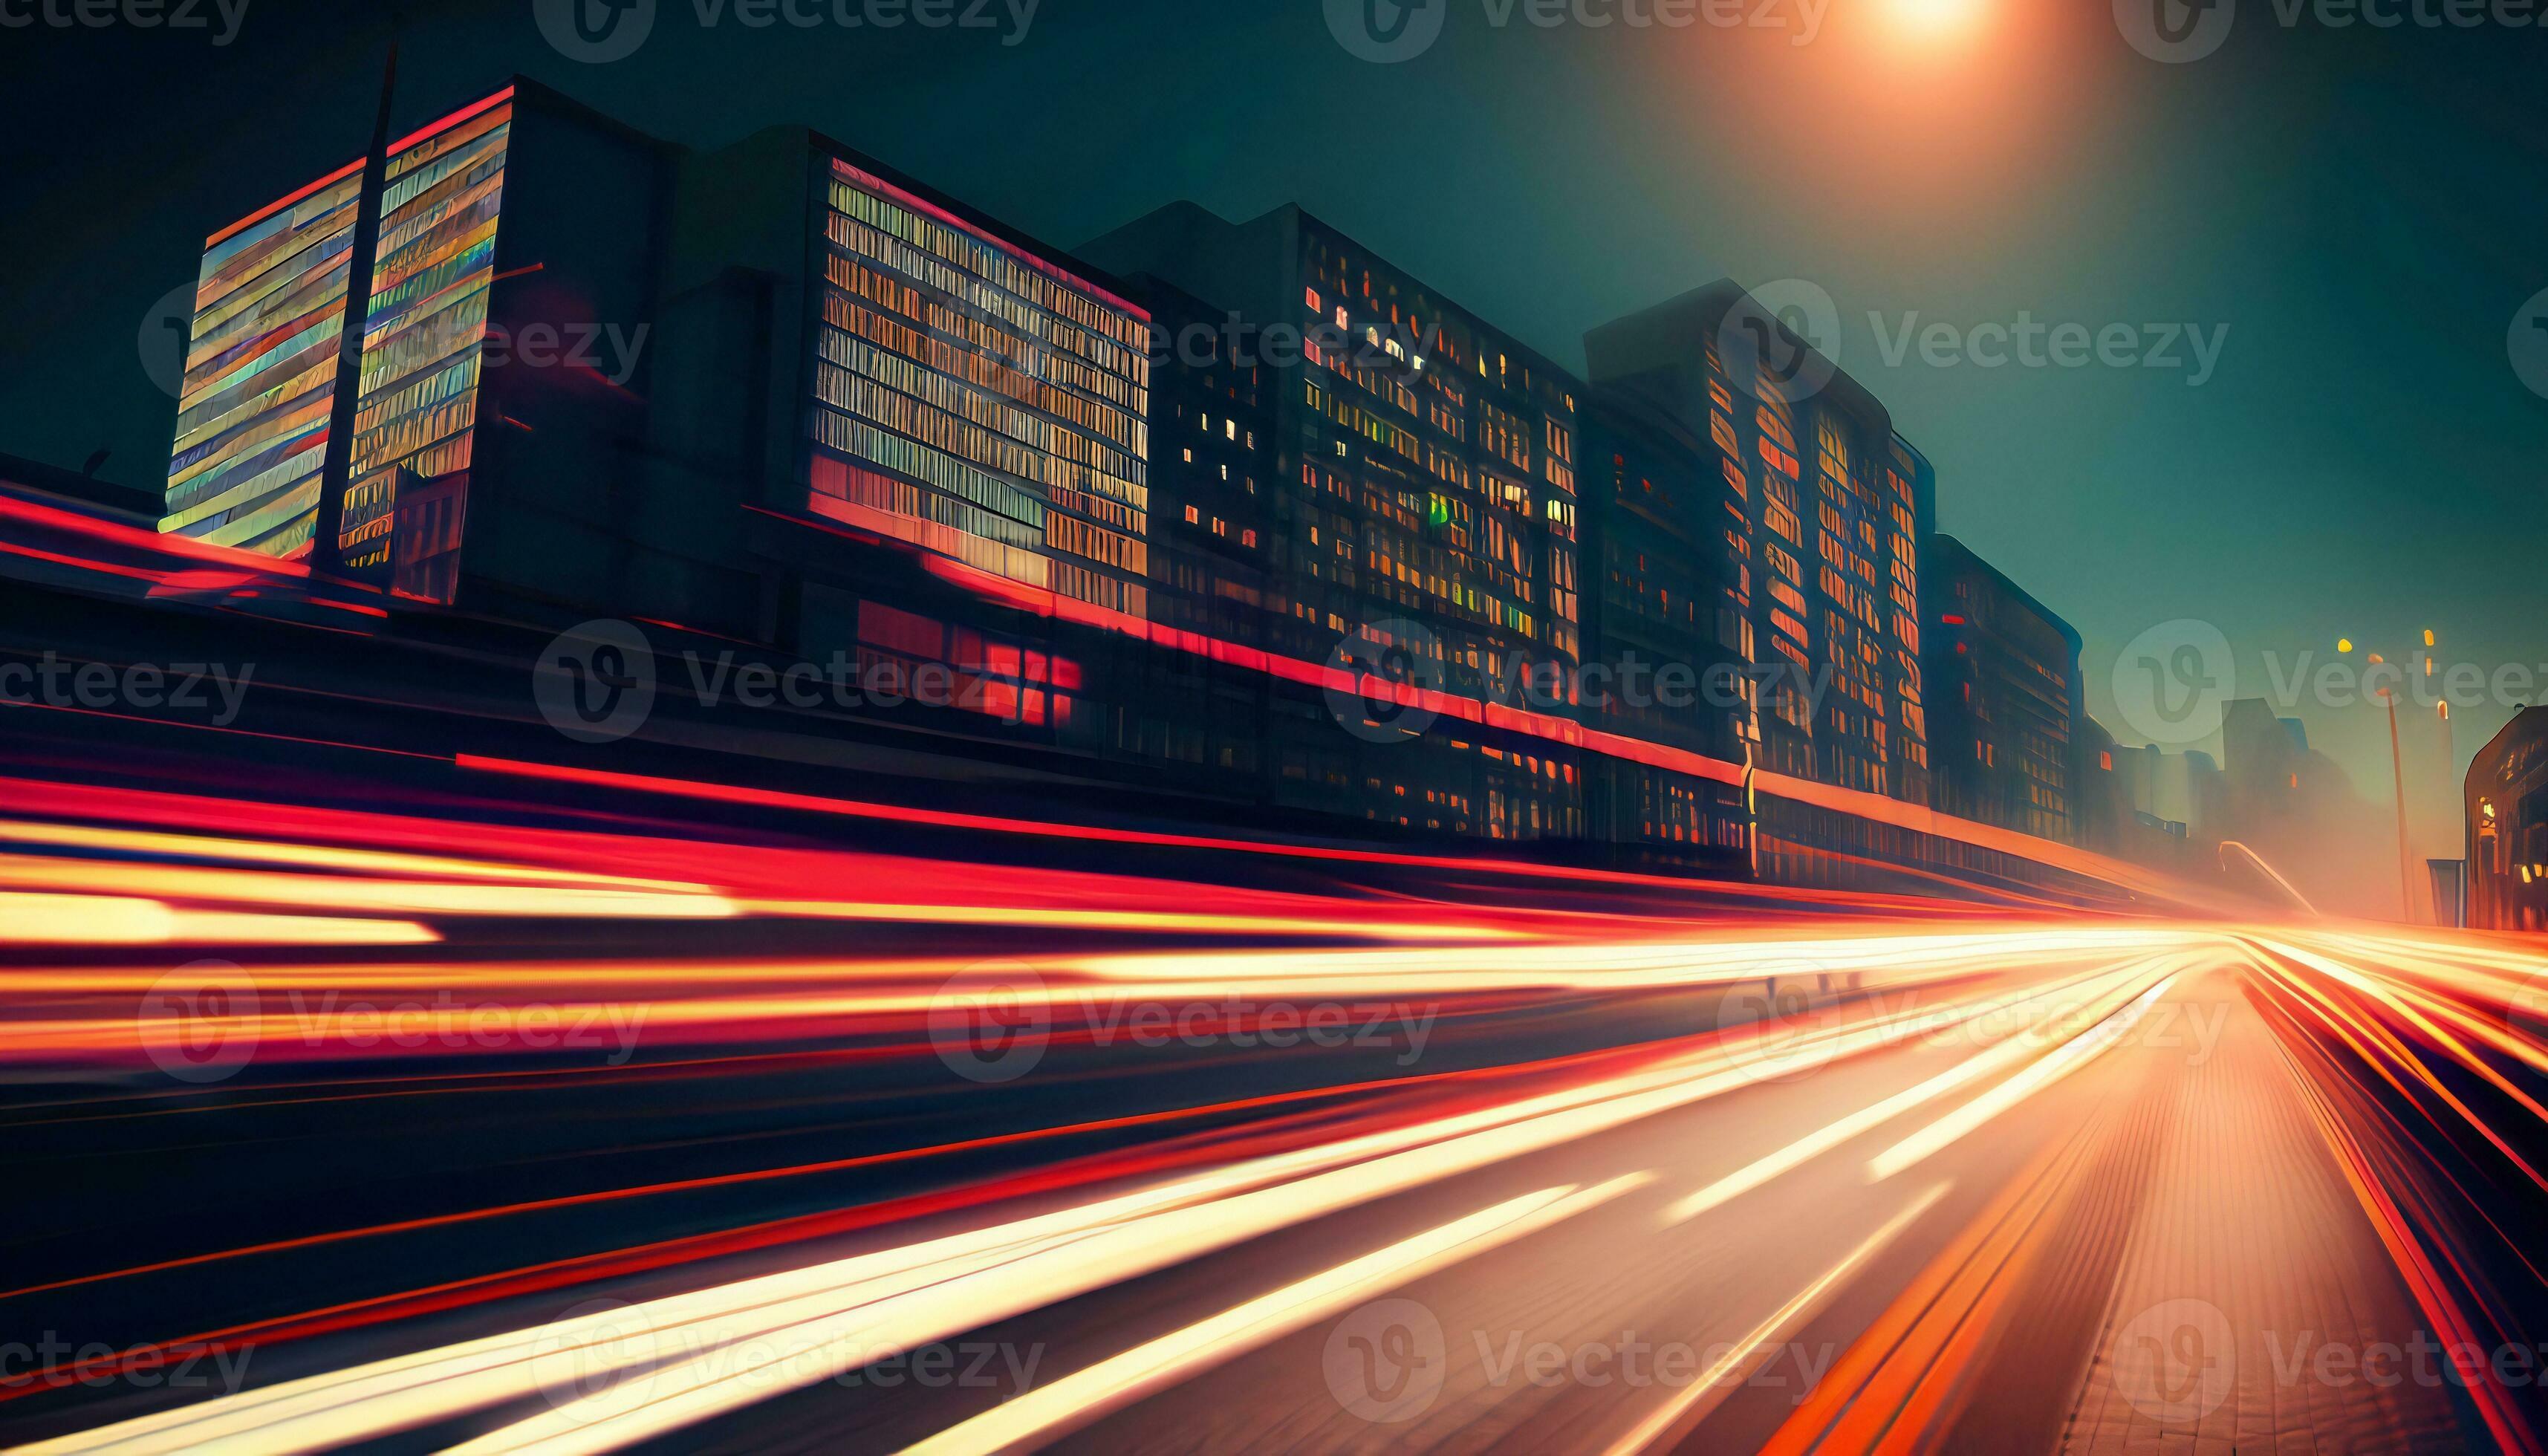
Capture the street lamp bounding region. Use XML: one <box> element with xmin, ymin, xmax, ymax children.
<box><xmin>2376</xmin><ymin>677</ymin><xmax>2415</xmax><ymax>922</ymax></box>
<box><xmin>2338</xmin><ymin>631</ymin><xmax>2439</xmax><ymax>923</ymax></box>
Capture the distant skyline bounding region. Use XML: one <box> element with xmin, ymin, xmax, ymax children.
<box><xmin>4</xmin><ymin>0</ymin><xmax>2541</xmax><ymax>864</ymax></box>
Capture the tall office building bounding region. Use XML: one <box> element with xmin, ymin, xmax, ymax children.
<box><xmin>163</xmin><ymin>90</ymin><xmax>514</xmax><ymax>592</ymax></box>
<box><xmin>806</xmin><ymin>156</ymin><xmax>1154</xmax><ymax>625</ymax></box>
<box><xmin>162</xmin><ymin>82</ymin><xmax>663</xmax><ymax>607</ymax></box>
<box><xmin>1577</xmin><ymin>302</ymin><xmax>1761</xmax><ymax>859</ymax></box>
<box><xmin>163</xmin><ymin>157</ymin><xmax>364</xmax><ymax>559</ymax></box>
<box><xmin>1125</xmin><ymin>275</ymin><xmax>1277</xmax><ymax>779</ymax></box>
<box><xmin>1575</xmin><ymin>285</ymin><xmax>1934</xmax><ymax>881</ymax></box>
<box><xmin>1926</xmin><ymin>534</ymin><xmax>2084</xmax><ymax>843</ymax></box>
<box><xmin>337</xmin><ymin>89</ymin><xmax>515</xmax><ymax>601</ymax></box>
<box><xmin>1082</xmin><ymin>203</ymin><xmax>1585</xmax><ymax>841</ymax></box>
<box><xmin>796</xmin><ymin>151</ymin><xmax>1154</xmax><ymax>734</ymax></box>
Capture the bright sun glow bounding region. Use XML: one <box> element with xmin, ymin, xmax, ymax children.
<box><xmin>1885</xmin><ymin>0</ymin><xmax>1987</xmax><ymax>39</ymax></box>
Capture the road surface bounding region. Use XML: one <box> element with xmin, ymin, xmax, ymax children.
<box><xmin>3</xmin><ymin>762</ymin><xmax>2545</xmax><ymax>1454</ymax></box>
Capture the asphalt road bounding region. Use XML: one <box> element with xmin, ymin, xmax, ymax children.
<box><xmin>3</xmin><ymin>761</ymin><xmax>2545</xmax><ymax>1454</ymax></box>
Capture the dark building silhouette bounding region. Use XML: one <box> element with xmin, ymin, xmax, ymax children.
<box><xmin>1926</xmin><ymin>536</ymin><xmax>2081</xmax><ymax>843</ymax></box>
<box><xmin>0</xmin><ymin>451</ymin><xmax>155</xmax><ymax>521</ymax></box>
<box><xmin>2222</xmin><ymin>698</ymin><xmax>2312</xmax><ymax>828</ymax></box>
<box><xmin>2467</xmin><ymin>706</ymin><xmax>2548</xmax><ymax>931</ymax></box>
<box><xmin>1115</xmin><ymin>275</ymin><xmax>1278</xmax><ymax>784</ymax></box>
<box><xmin>2428</xmin><ymin>857</ymin><xmax>2466</xmax><ymax>929</ymax></box>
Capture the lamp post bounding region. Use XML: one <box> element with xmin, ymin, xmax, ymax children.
<box><xmin>2376</xmin><ymin>680</ymin><xmax>2414</xmax><ymax>921</ymax></box>
<box><xmin>2350</xmin><ymin>634</ymin><xmax>2428</xmax><ymax>923</ymax></box>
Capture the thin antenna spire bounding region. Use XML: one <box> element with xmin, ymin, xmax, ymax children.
<box><xmin>311</xmin><ymin>29</ymin><xmax>400</xmax><ymax>577</ymax></box>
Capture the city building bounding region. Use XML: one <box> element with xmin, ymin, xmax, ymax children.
<box><xmin>2075</xmin><ymin>715</ymin><xmax>2131</xmax><ymax>852</ymax></box>
<box><xmin>1573</xmin><ymin>306</ymin><xmax>1759</xmax><ymax>862</ymax></box>
<box><xmin>1925</xmin><ymin>535</ymin><xmax>2082</xmax><ymax>843</ymax></box>
<box><xmin>2467</xmin><ymin>706</ymin><xmax>2548</xmax><ymax>931</ymax></box>
<box><xmin>1080</xmin><ymin>202</ymin><xmax>1586</xmax><ymax>842</ymax></box>
<box><xmin>1569</xmin><ymin>285</ymin><xmax>1935</xmax><ymax>884</ymax></box>
<box><xmin>1580</xmin><ymin>287</ymin><xmax>1932</xmax><ymax>802</ymax></box>
<box><xmin>2428</xmin><ymin>857</ymin><xmax>2466</xmax><ymax>929</ymax></box>
<box><xmin>2221</xmin><ymin>698</ymin><xmax>2312</xmax><ymax>828</ymax></box>
<box><xmin>1116</xmin><ymin>274</ymin><xmax>1278</xmax><ymax>785</ymax></box>
<box><xmin>163</xmin><ymin>84</ymin><xmax>666</xmax><ymax>606</ymax></box>
<box><xmin>133</xmin><ymin>74</ymin><xmax>2199</xmax><ymax>903</ymax></box>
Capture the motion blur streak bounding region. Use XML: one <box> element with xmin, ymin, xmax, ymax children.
<box><xmin>882</xmin><ymin>1177</ymin><xmax>1649</xmax><ymax>1456</ymax></box>
<box><xmin>1660</xmin><ymin>955</ymin><xmax>2185</xmax><ymax>1224</ymax></box>
<box><xmin>1863</xmin><ymin>971</ymin><xmax>2182</xmax><ymax>1182</ymax></box>
<box><xmin>4</xmin><ymin>762</ymin><xmax>2546</xmax><ymax>1453</ymax></box>
<box><xmin>1601</xmin><ymin>1183</ymin><xmax>1953</xmax><ymax>1456</ymax></box>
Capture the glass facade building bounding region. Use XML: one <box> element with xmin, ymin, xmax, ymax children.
<box><xmin>806</xmin><ymin>157</ymin><xmax>1152</xmax><ymax>615</ymax></box>
<box><xmin>162</xmin><ymin>162</ymin><xmax>364</xmax><ymax>557</ymax></box>
<box><xmin>800</xmin><ymin>154</ymin><xmax>1154</xmax><ymax>735</ymax></box>
<box><xmin>163</xmin><ymin>87</ymin><xmax>516</xmax><ymax>605</ymax></box>
<box><xmin>339</xmin><ymin>90</ymin><xmax>513</xmax><ymax>602</ymax></box>
<box><xmin>1082</xmin><ymin>204</ymin><xmax>1585</xmax><ymax>841</ymax></box>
